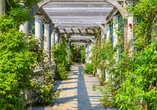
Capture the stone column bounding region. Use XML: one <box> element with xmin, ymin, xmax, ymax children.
<box><xmin>51</xmin><ymin>29</ymin><xmax>56</xmax><ymax>64</ymax></box>
<box><xmin>67</xmin><ymin>43</ymin><xmax>70</xmax><ymax>61</ymax></box>
<box><xmin>106</xmin><ymin>24</ymin><xmax>110</xmax><ymax>42</ymax></box>
<box><xmin>51</xmin><ymin>29</ymin><xmax>56</xmax><ymax>46</ymax></box>
<box><xmin>19</xmin><ymin>21</ymin><xmax>29</xmax><ymax>37</ymax></box>
<box><xmin>19</xmin><ymin>1</ymin><xmax>29</xmax><ymax>37</ymax></box>
<box><xmin>87</xmin><ymin>45</ymin><xmax>89</xmax><ymax>63</ymax></box>
<box><xmin>101</xmin><ymin>29</ymin><xmax>105</xmax><ymax>39</ymax></box>
<box><xmin>88</xmin><ymin>43</ymin><xmax>93</xmax><ymax>63</ymax></box>
<box><xmin>113</xmin><ymin>15</ymin><xmax>119</xmax><ymax>47</ymax></box>
<box><xmin>35</xmin><ymin>15</ymin><xmax>44</xmax><ymax>47</ymax></box>
<box><xmin>44</xmin><ymin>23</ymin><xmax>50</xmax><ymax>62</ymax></box>
<box><xmin>127</xmin><ymin>1</ymin><xmax>134</xmax><ymax>57</ymax></box>
<box><xmin>85</xmin><ymin>43</ymin><xmax>88</xmax><ymax>64</ymax></box>
<box><xmin>0</xmin><ymin>0</ymin><xmax>5</xmax><ymax>15</ymax></box>
<box><xmin>105</xmin><ymin>24</ymin><xmax>110</xmax><ymax>82</ymax></box>
<box><xmin>44</xmin><ymin>24</ymin><xmax>50</xmax><ymax>52</ymax></box>
<box><xmin>113</xmin><ymin>15</ymin><xmax>119</xmax><ymax>63</ymax></box>
<box><xmin>55</xmin><ymin>32</ymin><xmax>59</xmax><ymax>45</ymax></box>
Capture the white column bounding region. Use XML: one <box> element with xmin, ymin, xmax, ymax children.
<box><xmin>85</xmin><ymin>43</ymin><xmax>87</xmax><ymax>64</ymax></box>
<box><xmin>89</xmin><ymin>43</ymin><xmax>93</xmax><ymax>63</ymax></box>
<box><xmin>55</xmin><ymin>33</ymin><xmax>59</xmax><ymax>45</ymax></box>
<box><xmin>101</xmin><ymin>29</ymin><xmax>105</xmax><ymax>39</ymax></box>
<box><xmin>113</xmin><ymin>15</ymin><xmax>119</xmax><ymax>64</ymax></box>
<box><xmin>127</xmin><ymin>1</ymin><xmax>134</xmax><ymax>57</ymax></box>
<box><xmin>51</xmin><ymin>29</ymin><xmax>56</xmax><ymax>64</ymax></box>
<box><xmin>44</xmin><ymin>23</ymin><xmax>51</xmax><ymax>63</ymax></box>
<box><xmin>51</xmin><ymin>29</ymin><xmax>55</xmax><ymax>46</ymax></box>
<box><xmin>113</xmin><ymin>15</ymin><xmax>119</xmax><ymax>47</ymax></box>
<box><xmin>106</xmin><ymin>24</ymin><xmax>110</xmax><ymax>42</ymax></box>
<box><xmin>19</xmin><ymin>1</ymin><xmax>29</xmax><ymax>37</ymax></box>
<box><xmin>67</xmin><ymin>44</ymin><xmax>70</xmax><ymax>61</ymax></box>
<box><xmin>44</xmin><ymin>24</ymin><xmax>50</xmax><ymax>52</ymax></box>
<box><xmin>87</xmin><ymin>45</ymin><xmax>89</xmax><ymax>63</ymax></box>
<box><xmin>0</xmin><ymin>0</ymin><xmax>5</xmax><ymax>15</ymax></box>
<box><xmin>106</xmin><ymin>24</ymin><xmax>110</xmax><ymax>82</ymax></box>
<box><xmin>19</xmin><ymin>21</ymin><xmax>29</xmax><ymax>37</ymax></box>
<box><xmin>35</xmin><ymin>15</ymin><xmax>44</xmax><ymax>46</ymax></box>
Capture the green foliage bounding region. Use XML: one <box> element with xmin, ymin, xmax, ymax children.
<box><xmin>127</xmin><ymin>0</ymin><xmax>157</xmax><ymax>49</ymax></box>
<box><xmin>1</xmin><ymin>0</ymin><xmax>40</xmax><ymax>31</ymax></box>
<box><xmin>31</xmin><ymin>66</ymin><xmax>59</xmax><ymax>105</ymax></box>
<box><xmin>80</xmin><ymin>45</ymin><xmax>85</xmax><ymax>63</ymax></box>
<box><xmin>65</xmin><ymin>35</ymin><xmax>71</xmax><ymax>38</ymax></box>
<box><xmin>91</xmin><ymin>1</ymin><xmax>157</xmax><ymax>109</ymax></box>
<box><xmin>83</xmin><ymin>63</ymin><xmax>93</xmax><ymax>74</ymax></box>
<box><xmin>0</xmin><ymin>28</ymin><xmax>38</xmax><ymax>109</ymax></box>
<box><xmin>114</xmin><ymin>41</ymin><xmax>157</xmax><ymax>110</ymax></box>
<box><xmin>0</xmin><ymin>0</ymin><xmax>59</xmax><ymax>109</ymax></box>
<box><xmin>70</xmin><ymin>44</ymin><xmax>76</xmax><ymax>64</ymax></box>
<box><xmin>101</xmin><ymin>95</ymin><xmax>117</xmax><ymax>108</ymax></box>
<box><xmin>52</xmin><ymin>39</ymin><xmax>70</xmax><ymax>80</ymax></box>
<box><xmin>29</xmin><ymin>38</ymin><xmax>59</xmax><ymax>106</ymax></box>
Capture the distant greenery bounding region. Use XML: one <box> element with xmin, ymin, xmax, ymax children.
<box><xmin>70</xmin><ymin>44</ymin><xmax>76</xmax><ymax>64</ymax></box>
<box><xmin>80</xmin><ymin>45</ymin><xmax>85</xmax><ymax>63</ymax></box>
<box><xmin>83</xmin><ymin>63</ymin><xmax>93</xmax><ymax>74</ymax></box>
<box><xmin>65</xmin><ymin>35</ymin><xmax>71</xmax><ymax>38</ymax></box>
<box><xmin>52</xmin><ymin>39</ymin><xmax>70</xmax><ymax>80</ymax></box>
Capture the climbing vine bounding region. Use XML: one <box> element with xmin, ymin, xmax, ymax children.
<box><xmin>29</xmin><ymin>37</ymin><xmax>59</xmax><ymax>106</ymax></box>
<box><xmin>92</xmin><ymin>1</ymin><xmax>157</xmax><ymax>110</ymax></box>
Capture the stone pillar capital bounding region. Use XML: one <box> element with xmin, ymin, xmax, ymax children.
<box><xmin>44</xmin><ymin>23</ymin><xmax>50</xmax><ymax>25</ymax></box>
<box><xmin>52</xmin><ymin>29</ymin><xmax>56</xmax><ymax>33</ymax></box>
<box><xmin>126</xmin><ymin>1</ymin><xmax>133</xmax><ymax>7</ymax></box>
<box><xmin>20</xmin><ymin>0</ymin><xmax>24</xmax><ymax>6</ymax></box>
<box><xmin>44</xmin><ymin>23</ymin><xmax>50</xmax><ymax>30</ymax></box>
<box><xmin>35</xmin><ymin>15</ymin><xmax>44</xmax><ymax>21</ymax></box>
<box><xmin>113</xmin><ymin>15</ymin><xmax>119</xmax><ymax>20</ymax></box>
<box><xmin>106</xmin><ymin>24</ymin><xmax>110</xmax><ymax>30</ymax></box>
<box><xmin>0</xmin><ymin>0</ymin><xmax>5</xmax><ymax>15</ymax></box>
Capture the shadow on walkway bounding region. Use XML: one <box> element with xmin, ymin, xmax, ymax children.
<box><xmin>31</xmin><ymin>63</ymin><xmax>119</xmax><ymax>110</ymax></box>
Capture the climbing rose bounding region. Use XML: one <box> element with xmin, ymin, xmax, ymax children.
<box><xmin>135</xmin><ymin>29</ymin><xmax>137</xmax><ymax>32</ymax></box>
<box><xmin>112</xmin><ymin>93</ymin><xmax>114</xmax><ymax>95</ymax></box>
<box><xmin>129</xmin><ymin>23</ymin><xmax>132</xmax><ymax>27</ymax></box>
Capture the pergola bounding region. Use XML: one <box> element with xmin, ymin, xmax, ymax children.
<box><xmin>35</xmin><ymin>1</ymin><xmax>115</xmax><ymax>45</ymax></box>
<box><xmin>30</xmin><ymin>0</ymin><xmax>131</xmax><ymax>46</ymax></box>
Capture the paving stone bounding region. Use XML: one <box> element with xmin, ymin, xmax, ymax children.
<box><xmin>31</xmin><ymin>63</ymin><xmax>116</xmax><ymax>110</ymax></box>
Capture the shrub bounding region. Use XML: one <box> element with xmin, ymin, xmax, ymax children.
<box><xmin>65</xmin><ymin>35</ymin><xmax>71</xmax><ymax>38</ymax></box>
<box><xmin>52</xmin><ymin>39</ymin><xmax>70</xmax><ymax>80</ymax></box>
<box><xmin>83</xmin><ymin>63</ymin><xmax>93</xmax><ymax>74</ymax></box>
<box><xmin>31</xmin><ymin>70</ymin><xmax>59</xmax><ymax>105</ymax></box>
<box><xmin>0</xmin><ymin>28</ymin><xmax>37</xmax><ymax>109</ymax></box>
<box><xmin>80</xmin><ymin>45</ymin><xmax>85</xmax><ymax>63</ymax></box>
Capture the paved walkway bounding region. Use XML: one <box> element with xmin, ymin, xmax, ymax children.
<box><xmin>52</xmin><ymin>63</ymin><xmax>104</xmax><ymax>110</ymax></box>
<box><xmin>32</xmin><ymin>63</ymin><xmax>114</xmax><ymax>110</ymax></box>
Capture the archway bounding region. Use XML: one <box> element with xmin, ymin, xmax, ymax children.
<box><xmin>32</xmin><ymin>0</ymin><xmax>125</xmax><ymax>19</ymax></box>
